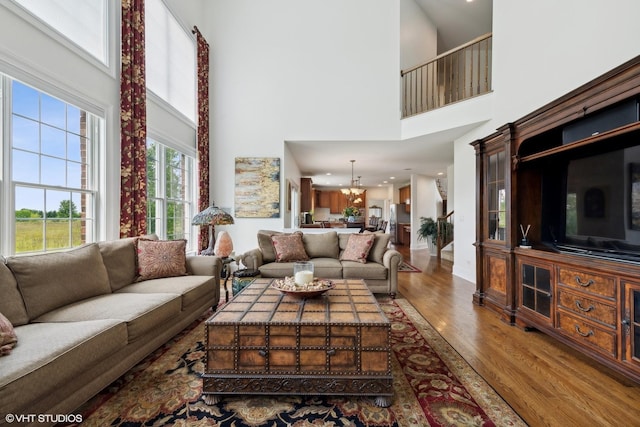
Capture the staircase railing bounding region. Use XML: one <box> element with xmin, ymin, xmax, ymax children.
<box><xmin>436</xmin><ymin>211</ymin><xmax>454</xmax><ymax>261</ymax></box>
<box><xmin>401</xmin><ymin>33</ymin><xmax>492</xmax><ymax>118</ymax></box>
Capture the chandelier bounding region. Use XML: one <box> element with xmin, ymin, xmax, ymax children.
<box><xmin>341</xmin><ymin>160</ymin><xmax>364</xmax><ymax>204</ymax></box>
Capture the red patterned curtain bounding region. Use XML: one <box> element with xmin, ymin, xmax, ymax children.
<box><xmin>120</xmin><ymin>0</ymin><xmax>148</xmax><ymax>237</ymax></box>
<box><xmin>193</xmin><ymin>26</ymin><xmax>210</xmax><ymax>252</ymax></box>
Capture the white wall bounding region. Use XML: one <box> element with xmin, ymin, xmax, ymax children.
<box><xmin>400</xmin><ymin>0</ymin><xmax>437</xmax><ymax>71</ymax></box>
<box><xmin>203</xmin><ymin>0</ymin><xmax>401</xmax><ymax>254</ymax></box>
<box><xmin>411</xmin><ymin>174</ymin><xmax>440</xmax><ymax>250</ymax></box>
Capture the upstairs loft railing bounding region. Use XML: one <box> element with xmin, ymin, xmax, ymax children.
<box><xmin>401</xmin><ymin>33</ymin><xmax>492</xmax><ymax>118</ymax></box>
<box><xmin>436</xmin><ymin>211</ymin><xmax>454</xmax><ymax>262</ymax></box>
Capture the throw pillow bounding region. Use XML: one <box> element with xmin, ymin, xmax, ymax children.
<box><xmin>303</xmin><ymin>231</ymin><xmax>339</xmax><ymax>259</ymax></box>
<box><xmin>340</xmin><ymin>233</ymin><xmax>375</xmax><ymax>264</ymax></box>
<box><xmin>0</xmin><ymin>311</ymin><xmax>18</xmax><ymax>356</ymax></box>
<box><xmin>271</xmin><ymin>232</ymin><xmax>309</xmax><ymax>262</ymax></box>
<box><xmin>136</xmin><ymin>239</ymin><xmax>188</xmax><ymax>281</ymax></box>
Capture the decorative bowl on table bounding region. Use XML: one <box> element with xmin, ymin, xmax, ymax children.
<box><xmin>271</xmin><ymin>277</ymin><xmax>335</xmax><ymax>299</ymax></box>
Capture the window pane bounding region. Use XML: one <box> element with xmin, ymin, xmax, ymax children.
<box><xmin>41</xmin><ymin>94</ymin><xmax>66</xmax><ymax>128</ymax></box>
<box><xmin>41</xmin><ymin>156</ymin><xmax>66</xmax><ymax>186</ymax></box>
<box><xmin>16</xmin><ymin>219</ymin><xmax>44</xmax><ymax>253</ymax></box>
<box><xmin>67</xmin><ymin>161</ymin><xmax>82</xmax><ymax>188</ymax></box>
<box><xmin>12</xmin><ymin>116</ymin><xmax>39</xmax><ymax>152</ymax></box>
<box><xmin>15</xmin><ymin>186</ymin><xmax>45</xmax><ymax>254</ymax></box>
<box><xmin>15</xmin><ymin>0</ymin><xmax>107</xmax><ymax>64</ymax></box>
<box><xmin>67</xmin><ymin>105</ymin><xmax>81</xmax><ymax>134</ymax></box>
<box><xmin>15</xmin><ymin>186</ymin><xmax>44</xmax><ymax>216</ymax></box>
<box><xmin>12</xmin><ymin>150</ymin><xmax>39</xmax><ymax>183</ymax></box>
<box><xmin>47</xmin><ymin>190</ymin><xmax>70</xmax><ymax>218</ymax></box>
<box><xmin>68</xmin><ymin>134</ymin><xmax>82</xmax><ymax>162</ymax></box>
<box><xmin>46</xmin><ymin>219</ymin><xmax>70</xmax><ymax>250</ymax></box>
<box><xmin>145</xmin><ymin>0</ymin><xmax>195</xmax><ymax>121</ymax></box>
<box><xmin>12</xmin><ymin>81</ymin><xmax>39</xmax><ymax>120</ymax></box>
<box><xmin>41</xmin><ymin>124</ymin><xmax>66</xmax><ymax>158</ymax></box>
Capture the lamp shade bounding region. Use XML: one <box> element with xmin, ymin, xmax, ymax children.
<box><xmin>191</xmin><ymin>204</ymin><xmax>234</xmax><ymax>226</ymax></box>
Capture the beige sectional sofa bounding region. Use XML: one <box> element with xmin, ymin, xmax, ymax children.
<box><xmin>242</xmin><ymin>230</ymin><xmax>402</xmax><ymax>297</ymax></box>
<box><xmin>0</xmin><ymin>236</ymin><xmax>221</xmax><ymax>426</ymax></box>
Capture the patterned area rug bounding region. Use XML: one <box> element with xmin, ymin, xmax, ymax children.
<box><xmin>398</xmin><ymin>261</ymin><xmax>421</xmax><ymax>272</ymax></box>
<box><xmin>74</xmin><ymin>299</ymin><xmax>525</xmax><ymax>426</ymax></box>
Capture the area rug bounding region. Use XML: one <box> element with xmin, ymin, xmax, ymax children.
<box><xmin>73</xmin><ymin>299</ymin><xmax>525</xmax><ymax>427</ymax></box>
<box><xmin>398</xmin><ymin>261</ymin><xmax>421</xmax><ymax>273</ymax></box>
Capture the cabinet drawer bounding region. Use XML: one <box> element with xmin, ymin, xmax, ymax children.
<box><xmin>558</xmin><ymin>268</ymin><xmax>616</xmax><ymax>298</ymax></box>
<box><xmin>557</xmin><ymin>289</ymin><xmax>616</xmax><ymax>328</ymax></box>
<box><xmin>557</xmin><ymin>310</ymin><xmax>617</xmax><ymax>358</ymax></box>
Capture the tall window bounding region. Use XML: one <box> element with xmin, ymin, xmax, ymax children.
<box><xmin>8</xmin><ymin>79</ymin><xmax>101</xmax><ymax>254</ymax></box>
<box><xmin>146</xmin><ymin>139</ymin><xmax>195</xmax><ymax>248</ymax></box>
<box><xmin>145</xmin><ymin>0</ymin><xmax>196</xmax><ymax>121</ymax></box>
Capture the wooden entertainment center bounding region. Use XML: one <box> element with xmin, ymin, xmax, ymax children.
<box><xmin>472</xmin><ymin>55</ymin><xmax>640</xmax><ymax>383</ymax></box>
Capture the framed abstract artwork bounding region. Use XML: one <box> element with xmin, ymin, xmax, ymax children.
<box><xmin>234</xmin><ymin>157</ymin><xmax>280</xmax><ymax>218</ymax></box>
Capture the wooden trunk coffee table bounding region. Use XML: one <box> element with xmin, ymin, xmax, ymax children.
<box><xmin>202</xmin><ymin>278</ymin><xmax>393</xmax><ymax>407</ymax></box>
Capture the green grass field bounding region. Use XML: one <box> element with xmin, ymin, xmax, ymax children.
<box><xmin>16</xmin><ymin>220</ymin><xmax>83</xmax><ymax>253</ymax></box>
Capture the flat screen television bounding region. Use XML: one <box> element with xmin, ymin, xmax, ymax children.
<box><xmin>541</xmin><ymin>140</ymin><xmax>640</xmax><ymax>264</ymax></box>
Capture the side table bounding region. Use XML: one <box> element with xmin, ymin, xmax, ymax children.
<box><xmin>232</xmin><ymin>269</ymin><xmax>260</xmax><ymax>296</ymax></box>
<box><xmin>220</xmin><ymin>256</ymin><xmax>236</xmax><ymax>302</ymax></box>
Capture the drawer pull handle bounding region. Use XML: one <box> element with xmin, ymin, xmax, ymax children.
<box><xmin>574</xmin><ymin>276</ymin><xmax>594</xmax><ymax>287</ymax></box>
<box><xmin>574</xmin><ymin>325</ymin><xmax>594</xmax><ymax>337</ymax></box>
<box><xmin>575</xmin><ymin>301</ymin><xmax>595</xmax><ymax>312</ymax></box>
<box><xmin>327</xmin><ymin>349</ymin><xmax>336</xmax><ymax>356</ymax></box>
<box><xmin>257</xmin><ymin>349</ymin><xmax>267</xmax><ymax>357</ymax></box>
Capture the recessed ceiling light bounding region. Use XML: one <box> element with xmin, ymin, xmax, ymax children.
<box><xmin>390</xmin><ymin>177</ymin><xmax>395</xmax><ymax>180</ymax></box>
<box><xmin>326</xmin><ymin>172</ymin><xmax>332</xmax><ymax>176</ymax></box>
<box><xmin>383</xmin><ymin>180</ymin><xmax>388</xmax><ymax>184</ymax></box>
<box><xmin>437</xmin><ymin>172</ymin><xmax>444</xmax><ymax>176</ymax></box>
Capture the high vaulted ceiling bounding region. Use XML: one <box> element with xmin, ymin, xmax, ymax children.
<box><xmin>289</xmin><ymin>0</ymin><xmax>492</xmax><ymax>190</ymax></box>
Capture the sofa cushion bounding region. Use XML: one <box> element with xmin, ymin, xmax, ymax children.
<box><xmin>116</xmin><ymin>275</ymin><xmax>216</xmax><ymax>310</ymax></box>
<box><xmin>257</xmin><ymin>230</ymin><xmax>282</xmax><ymax>263</ymax></box>
<box><xmin>258</xmin><ymin>258</ymin><xmax>343</xmax><ymax>279</ymax></box>
<box><xmin>338</xmin><ymin>233</ymin><xmax>351</xmax><ymax>251</ymax></box>
<box><xmin>33</xmin><ymin>293</ymin><xmax>182</xmax><ymax>342</ymax></box>
<box><xmin>303</xmin><ymin>232</ymin><xmax>339</xmax><ymax>259</ymax></box>
<box><xmin>136</xmin><ymin>239</ymin><xmax>187</xmax><ymax>281</ymax></box>
<box><xmin>0</xmin><ymin>312</ymin><xmax>18</xmax><ymax>356</ymax></box>
<box><xmin>98</xmin><ymin>237</ymin><xmax>138</xmax><ymax>291</ymax></box>
<box><xmin>0</xmin><ymin>320</ymin><xmax>126</xmax><ymax>411</ymax></box>
<box><xmin>340</xmin><ymin>234</ymin><xmax>375</xmax><ymax>263</ymax></box>
<box><xmin>342</xmin><ymin>261</ymin><xmax>388</xmax><ymax>280</ymax></box>
<box><xmin>308</xmin><ymin>258</ymin><xmax>343</xmax><ymax>278</ymax></box>
<box><xmin>272</xmin><ymin>233</ymin><xmax>309</xmax><ymax>262</ymax></box>
<box><xmin>364</xmin><ymin>232</ymin><xmax>391</xmax><ymax>264</ymax></box>
<box><xmin>6</xmin><ymin>244</ymin><xmax>111</xmax><ymax>320</ymax></box>
<box><xmin>0</xmin><ymin>262</ymin><xmax>29</xmax><ymax>326</ymax></box>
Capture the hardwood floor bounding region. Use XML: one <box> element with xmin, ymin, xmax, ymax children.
<box><xmin>394</xmin><ymin>244</ymin><xmax>640</xmax><ymax>427</ymax></box>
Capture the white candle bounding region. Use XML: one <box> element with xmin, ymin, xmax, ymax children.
<box><xmin>294</xmin><ymin>270</ymin><xmax>313</xmax><ymax>285</ymax></box>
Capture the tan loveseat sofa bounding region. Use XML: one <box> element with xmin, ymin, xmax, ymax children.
<box><xmin>242</xmin><ymin>230</ymin><xmax>402</xmax><ymax>297</ymax></box>
<box><xmin>0</xmin><ymin>236</ymin><xmax>221</xmax><ymax>426</ymax></box>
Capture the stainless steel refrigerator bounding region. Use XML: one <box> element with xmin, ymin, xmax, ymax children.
<box><xmin>389</xmin><ymin>203</ymin><xmax>410</xmax><ymax>244</ymax></box>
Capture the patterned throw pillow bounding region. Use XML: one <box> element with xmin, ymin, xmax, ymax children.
<box><xmin>136</xmin><ymin>239</ymin><xmax>188</xmax><ymax>281</ymax></box>
<box><xmin>271</xmin><ymin>233</ymin><xmax>309</xmax><ymax>262</ymax></box>
<box><xmin>0</xmin><ymin>311</ymin><xmax>18</xmax><ymax>356</ymax></box>
<box><xmin>340</xmin><ymin>233</ymin><xmax>375</xmax><ymax>263</ymax></box>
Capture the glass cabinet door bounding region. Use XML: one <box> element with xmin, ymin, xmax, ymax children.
<box><xmin>487</xmin><ymin>151</ymin><xmax>506</xmax><ymax>241</ymax></box>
